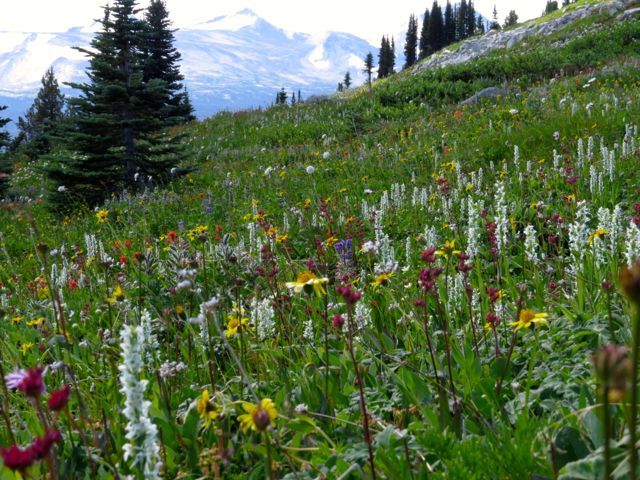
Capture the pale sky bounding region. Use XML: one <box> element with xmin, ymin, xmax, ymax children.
<box><xmin>1</xmin><ymin>1</ymin><xmax>547</xmax><ymax>44</ymax></box>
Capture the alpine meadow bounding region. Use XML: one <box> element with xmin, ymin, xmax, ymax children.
<box><xmin>3</xmin><ymin>0</ymin><xmax>640</xmax><ymax>478</ymax></box>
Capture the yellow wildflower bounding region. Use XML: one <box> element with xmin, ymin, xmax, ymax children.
<box><xmin>96</xmin><ymin>209</ymin><xmax>109</xmax><ymax>223</ymax></box>
<box><xmin>371</xmin><ymin>272</ymin><xmax>394</xmax><ymax>289</ymax></box>
<box><xmin>19</xmin><ymin>343</ymin><xmax>34</xmax><ymax>355</ymax></box>
<box><xmin>107</xmin><ymin>285</ymin><xmax>125</xmax><ymax>304</ymax></box>
<box><xmin>27</xmin><ymin>317</ymin><xmax>45</xmax><ymax>327</ymax></box>
<box><xmin>188</xmin><ymin>225</ymin><xmax>209</xmax><ymax>242</ymax></box>
<box><xmin>11</xmin><ymin>315</ymin><xmax>23</xmax><ymax>324</ymax></box>
<box><xmin>225</xmin><ymin>304</ymin><xmax>250</xmax><ymax>338</ymax></box>
<box><xmin>196</xmin><ymin>389</ymin><xmax>220</xmax><ymax>428</ymax></box>
<box><xmin>588</xmin><ymin>228</ymin><xmax>608</xmax><ymax>244</ymax></box>
<box><xmin>237</xmin><ymin>398</ymin><xmax>278</xmax><ymax>432</ymax></box>
<box><xmin>436</xmin><ymin>240</ymin><xmax>461</xmax><ymax>259</ymax></box>
<box><xmin>286</xmin><ymin>271</ymin><xmax>329</xmax><ymax>297</ymax></box>
<box><xmin>509</xmin><ymin>309</ymin><xmax>549</xmax><ymax>331</ymax></box>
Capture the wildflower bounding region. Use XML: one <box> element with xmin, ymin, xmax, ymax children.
<box><xmin>47</xmin><ymin>385</ymin><xmax>71</xmax><ymax>412</ymax></box>
<box><xmin>337</xmin><ymin>284</ymin><xmax>361</xmax><ymax>306</ymax></box>
<box><xmin>360</xmin><ymin>240</ymin><xmax>377</xmax><ymax>254</ymax></box>
<box><xmin>509</xmin><ymin>108</ymin><xmax>519</xmax><ymax>115</ymax></box>
<box><xmin>96</xmin><ymin>209</ymin><xmax>109</xmax><ymax>223</ymax></box>
<box><xmin>322</xmin><ymin>151</ymin><xmax>330</xmax><ymax>160</ymax></box>
<box><xmin>620</xmin><ymin>261</ymin><xmax>640</xmax><ymax>306</ymax></box>
<box><xmin>26</xmin><ymin>317</ymin><xmax>45</xmax><ymax>327</ymax></box>
<box><xmin>187</xmin><ymin>225</ymin><xmax>209</xmax><ymax>242</ymax></box>
<box><xmin>332</xmin><ymin>314</ymin><xmax>345</xmax><ymax>329</ymax></box>
<box><xmin>19</xmin><ymin>343</ymin><xmax>34</xmax><ymax>355</ymax></box>
<box><xmin>225</xmin><ymin>310</ymin><xmax>250</xmax><ymax>338</ymax></box>
<box><xmin>371</xmin><ymin>272</ymin><xmax>393</xmax><ymax>289</ymax></box>
<box><xmin>509</xmin><ymin>309</ymin><xmax>549</xmax><ymax>330</ymax></box>
<box><xmin>107</xmin><ymin>285</ymin><xmax>125</xmax><ymax>304</ymax></box>
<box><xmin>196</xmin><ymin>389</ymin><xmax>220</xmax><ymax>428</ymax></box>
<box><xmin>57</xmin><ymin>185</ymin><xmax>67</xmax><ymax>193</ymax></box>
<box><xmin>238</xmin><ymin>398</ymin><xmax>278</xmax><ymax>432</ymax></box>
<box><xmin>592</xmin><ymin>344</ymin><xmax>632</xmax><ymax>402</ymax></box>
<box><xmin>29</xmin><ymin>429</ymin><xmax>62</xmax><ymax>460</ymax></box>
<box><xmin>286</xmin><ymin>271</ymin><xmax>329</xmax><ymax>297</ymax></box>
<box><xmin>1</xmin><ymin>445</ymin><xmax>35</xmax><ymax>472</ymax></box>
<box><xmin>484</xmin><ymin>311</ymin><xmax>500</xmax><ymax>330</ymax></box>
<box><xmin>5</xmin><ymin>366</ymin><xmax>45</xmax><ymax>398</ymax></box>
<box><xmin>588</xmin><ymin>228</ymin><xmax>608</xmax><ymax>245</ymax></box>
<box><xmin>436</xmin><ymin>240</ymin><xmax>461</xmax><ymax>259</ymax></box>
<box><xmin>306</xmin><ymin>165</ymin><xmax>315</xmax><ymax>174</ymax></box>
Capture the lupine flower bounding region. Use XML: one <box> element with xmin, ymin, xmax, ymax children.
<box><xmin>509</xmin><ymin>309</ymin><xmax>549</xmax><ymax>330</ymax></box>
<box><xmin>237</xmin><ymin>398</ymin><xmax>278</xmax><ymax>432</ymax></box>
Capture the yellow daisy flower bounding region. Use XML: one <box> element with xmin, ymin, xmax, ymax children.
<box><xmin>285</xmin><ymin>271</ymin><xmax>329</xmax><ymax>297</ymax></box>
<box><xmin>107</xmin><ymin>285</ymin><xmax>125</xmax><ymax>304</ymax></box>
<box><xmin>96</xmin><ymin>209</ymin><xmax>109</xmax><ymax>223</ymax></box>
<box><xmin>371</xmin><ymin>272</ymin><xmax>394</xmax><ymax>289</ymax></box>
<box><xmin>196</xmin><ymin>389</ymin><xmax>220</xmax><ymax>428</ymax></box>
<box><xmin>509</xmin><ymin>309</ymin><xmax>549</xmax><ymax>331</ymax></box>
<box><xmin>237</xmin><ymin>398</ymin><xmax>278</xmax><ymax>432</ymax></box>
<box><xmin>435</xmin><ymin>240</ymin><xmax>461</xmax><ymax>259</ymax></box>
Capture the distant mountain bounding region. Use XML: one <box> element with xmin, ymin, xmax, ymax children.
<box><xmin>0</xmin><ymin>9</ymin><xmax>375</xmax><ymax>132</ymax></box>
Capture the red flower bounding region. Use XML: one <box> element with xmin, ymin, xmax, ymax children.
<box><xmin>66</xmin><ymin>278</ymin><xmax>79</xmax><ymax>291</ymax></box>
<box><xmin>17</xmin><ymin>366</ymin><xmax>45</xmax><ymax>398</ymax></box>
<box><xmin>47</xmin><ymin>385</ymin><xmax>71</xmax><ymax>412</ymax></box>
<box><xmin>337</xmin><ymin>285</ymin><xmax>361</xmax><ymax>306</ymax></box>
<box><xmin>1</xmin><ymin>445</ymin><xmax>35</xmax><ymax>471</ymax></box>
<box><xmin>30</xmin><ymin>429</ymin><xmax>62</xmax><ymax>460</ymax></box>
<box><xmin>332</xmin><ymin>314</ymin><xmax>345</xmax><ymax>329</ymax></box>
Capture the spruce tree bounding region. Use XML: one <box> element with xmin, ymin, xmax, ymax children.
<box><xmin>427</xmin><ymin>2</ymin><xmax>445</xmax><ymax>52</ymax></box>
<box><xmin>0</xmin><ymin>106</ymin><xmax>11</xmax><ymax>197</ymax></box>
<box><xmin>17</xmin><ymin>68</ymin><xmax>66</xmax><ymax>160</ymax></box>
<box><xmin>276</xmin><ymin>88</ymin><xmax>287</xmax><ymax>105</ymax></box>
<box><xmin>403</xmin><ymin>14</ymin><xmax>418</xmax><ymax>69</ymax></box>
<box><xmin>545</xmin><ymin>1</ymin><xmax>559</xmax><ymax>14</ymax></box>
<box><xmin>47</xmin><ymin>0</ymin><xmax>181</xmax><ymax>209</ymax></box>
<box><xmin>363</xmin><ymin>52</ymin><xmax>374</xmax><ymax>87</ymax></box>
<box><xmin>456</xmin><ymin>0</ymin><xmax>468</xmax><ymax>41</ymax></box>
<box><xmin>389</xmin><ymin>37</ymin><xmax>396</xmax><ymax>74</ymax></box>
<box><xmin>476</xmin><ymin>15</ymin><xmax>486</xmax><ymax>34</ymax></box>
<box><xmin>490</xmin><ymin>5</ymin><xmax>501</xmax><ymax>30</ymax></box>
<box><xmin>466</xmin><ymin>1</ymin><xmax>477</xmax><ymax>37</ymax></box>
<box><xmin>419</xmin><ymin>8</ymin><xmax>431</xmax><ymax>60</ymax></box>
<box><xmin>143</xmin><ymin>0</ymin><xmax>193</xmax><ymax>125</ymax></box>
<box><xmin>444</xmin><ymin>3</ymin><xmax>456</xmax><ymax>47</ymax></box>
<box><xmin>377</xmin><ymin>36</ymin><xmax>390</xmax><ymax>79</ymax></box>
<box><xmin>344</xmin><ymin>71</ymin><xmax>352</xmax><ymax>89</ymax></box>
<box><xmin>504</xmin><ymin>10</ymin><xmax>519</xmax><ymax>27</ymax></box>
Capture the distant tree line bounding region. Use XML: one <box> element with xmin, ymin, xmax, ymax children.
<box><xmin>376</xmin><ymin>0</ymin><xmax>486</xmax><ymax>78</ymax></box>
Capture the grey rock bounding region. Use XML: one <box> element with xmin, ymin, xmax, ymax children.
<box><xmin>459</xmin><ymin>87</ymin><xmax>509</xmax><ymax>106</ymax></box>
<box><xmin>305</xmin><ymin>95</ymin><xmax>333</xmax><ymax>105</ymax></box>
<box><xmin>617</xmin><ymin>7</ymin><xmax>640</xmax><ymax>21</ymax></box>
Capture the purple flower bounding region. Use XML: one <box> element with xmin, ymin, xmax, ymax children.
<box><xmin>335</xmin><ymin>238</ymin><xmax>353</xmax><ymax>265</ymax></box>
<box><xmin>5</xmin><ymin>369</ymin><xmax>28</xmax><ymax>390</ymax></box>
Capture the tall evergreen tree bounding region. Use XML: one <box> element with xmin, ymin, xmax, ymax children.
<box><xmin>419</xmin><ymin>8</ymin><xmax>431</xmax><ymax>60</ymax></box>
<box><xmin>427</xmin><ymin>2</ymin><xmax>445</xmax><ymax>52</ymax></box>
<box><xmin>476</xmin><ymin>15</ymin><xmax>486</xmax><ymax>34</ymax></box>
<box><xmin>444</xmin><ymin>2</ymin><xmax>456</xmax><ymax>46</ymax></box>
<box><xmin>545</xmin><ymin>1</ymin><xmax>559</xmax><ymax>14</ymax></box>
<box><xmin>143</xmin><ymin>0</ymin><xmax>194</xmax><ymax>125</ymax></box>
<box><xmin>47</xmin><ymin>0</ymin><xmax>182</xmax><ymax>209</ymax></box>
<box><xmin>466</xmin><ymin>1</ymin><xmax>477</xmax><ymax>37</ymax></box>
<box><xmin>389</xmin><ymin>37</ymin><xmax>396</xmax><ymax>73</ymax></box>
<box><xmin>504</xmin><ymin>10</ymin><xmax>519</xmax><ymax>27</ymax></box>
<box><xmin>363</xmin><ymin>52</ymin><xmax>374</xmax><ymax>87</ymax></box>
<box><xmin>377</xmin><ymin>36</ymin><xmax>390</xmax><ymax>79</ymax></box>
<box><xmin>490</xmin><ymin>5</ymin><xmax>501</xmax><ymax>30</ymax></box>
<box><xmin>17</xmin><ymin>68</ymin><xmax>65</xmax><ymax>159</ymax></box>
<box><xmin>403</xmin><ymin>14</ymin><xmax>418</xmax><ymax>69</ymax></box>
<box><xmin>344</xmin><ymin>71</ymin><xmax>352</xmax><ymax>89</ymax></box>
<box><xmin>0</xmin><ymin>106</ymin><xmax>11</xmax><ymax>197</ymax></box>
<box><xmin>456</xmin><ymin>0</ymin><xmax>468</xmax><ymax>41</ymax></box>
<box><xmin>276</xmin><ymin>87</ymin><xmax>288</xmax><ymax>105</ymax></box>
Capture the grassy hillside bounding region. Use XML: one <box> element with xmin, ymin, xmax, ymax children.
<box><xmin>1</xmin><ymin>8</ymin><xmax>640</xmax><ymax>479</ymax></box>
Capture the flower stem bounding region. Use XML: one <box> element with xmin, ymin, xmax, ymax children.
<box><xmin>264</xmin><ymin>432</ymin><xmax>275</xmax><ymax>480</ymax></box>
<box><xmin>603</xmin><ymin>385</ymin><xmax>612</xmax><ymax>480</ymax></box>
<box><xmin>629</xmin><ymin>308</ymin><xmax>640</xmax><ymax>479</ymax></box>
<box><xmin>346</xmin><ymin>308</ymin><xmax>377</xmax><ymax>480</ymax></box>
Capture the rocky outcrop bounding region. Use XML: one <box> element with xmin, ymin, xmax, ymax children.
<box><xmin>459</xmin><ymin>87</ymin><xmax>509</xmax><ymax>106</ymax></box>
<box><xmin>414</xmin><ymin>0</ymin><xmax>636</xmax><ymax>74</ymax></box>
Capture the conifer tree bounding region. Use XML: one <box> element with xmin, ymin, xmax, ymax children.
<box><xmin>403</xmin><ymin>14</ymin><xmax>418</xmax><ymax>69</ymax></box>
<box><xmin>419</xmin><ymin>8</ymin><xmax>431</xmax><ymax>60</ymax></box>
<box><xmin>444</xmin><ymin>3</ymin><xmax>456</xmax><ymax>47</ymax></box>
<box><xmin>337</xmin><ymin>82</ymin><xmax>343</xmax><ymax>92</ymax></box>
<box><xmin>466</xmin><ymin>1</ymin><xmax>477</xmax><ymax>37</ymax></box>
<box><xmin>490</xmin><ymin>5</ymin><xmax>501</xmax><ymax>30</ymax></box>
<box><xmin>143</xmin><ymin>0</ymin><xmax>193</xmax><ymax>125</ymax></box>
<box><xmin>17</xmin><ymin>68</ymin><xmax>66</xmax><ymax>159</ymax></box>
<box><xmin>427</xmin><ymin>2</ymin><xmax>445</xmax><ymax>52</ymax></box>
<box><xmin>363</xmin><ymin>52</ymin><xmax>374</xmax><ymax>87</ymax></box>
<box><xmin>276</xmin><ymin>87</ymin><xmax>288</xmax><ymax>105</ymax></box>
<box><xmin>291</xmin><ymin>91</ymin><xmax>296</xmax><ymax>105</ymax></box>
<box><xmin>344</xmin><ymin>71</ymin><xmax>352</xmax><ymax>89</ymax></box>
<box><xmin>389</xmin><ymin>37</ymin><xmax>396</xmax><ymax>73</ymax></box>
<box><xmin>377</xmin><ymin>36</ymin><xmax>390</xmax><ymax>79</ymax></box>
<box><xmin>47</xmin><ymin>0</ymin><xmax>183</xmax><ymax>209</ymax></box>
<box><xmin>0</xmin><ymin>106</ymin><xmax>11</xmax><ymax>197</ymax></box>
<box><xmin>504</xmin><ymin>10</ymin><xmax>519</xmax><ymax>27</ymax></box>
<box><xmin>456</xmin><ymin>0</ymin><xmax>468</xmax><ymax>41</ymax></box>
<box><xmin>545</xmin><ymin>1</ymin><xmax>559</xmax><ymax>14</ymax></box>
<box><xmin>476</xmin><ymin>15</ymin><xmax>486</xmax><ymax>34</ymax></box>
<box><xmin>298</xmin><ymin>89</ymin><xmax>302</xmax><ymax>103</ymax></box>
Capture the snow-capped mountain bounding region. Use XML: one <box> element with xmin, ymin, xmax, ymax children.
<box><xmin>0</xmin><ymin>8</ymin><xmax>375</xmax><ymax>130</ymax></box>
